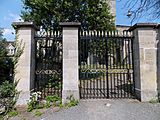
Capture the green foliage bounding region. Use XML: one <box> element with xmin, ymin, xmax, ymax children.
<box><xmin>46</xmin><ymin>95</ymin><xmax>61</xmax><ymax>103</ymax></box>
<box><xmin>45</xmin><ymin>95</ymin><xmax>78</xmax><ymax>109</ymax></box>
<box><xmin>44</xmin><ymin>101</ymin><xmax>51</xmax><ymax>108</ymax></box>
<box><xmin>27</xmin><ymin>98</ymin><xmax>37</xmax><ymax>112</ymax></box>
<box><xmin>0</xmin><ymin>115</ymin><xmax>3</xmax><ymax>120</ymax></box>
<box><xmin>0</xmin><ymin>81</ymin><xmax>18</xmax><ymax>98</ymax></box>
<box><xmin>149</xmin><ymin>96</ymin><xmax>160</xmax><ymax>104</ymax></box>
<box><xmin>0</xmin><ymin>29</ymin><xmax>13</xmax><ymax>84</ymax></box>
<box><xmin>47</xmin><ymin>75</ymin><xmax>61</xmax><ymax>89</ymax></box>
<box><xmin>0</xmin><ymin>81</ymin><xmax>19</xmax><ymax>115</ymax></box>
<box><xmin>8</xmin><ymin>110</ymin><xmax>18</xmax><ymax>117</ymax></box>
<box><xmin>0</xmin><ymin>30</ymin><xmax>24</xmax><ymax>117</ymax></box>
<box><xmin>34</xmin><ymin>110</ymin><xmax>43</xmax><ymax>116</ymax></box>
<box><xmin>45</xmin><ymin>95</ymin><xmax>62</xmax><ymax>108</ymax></box>
<box><xmin>27</xmin><ymin>94</ymin><xmax>62</xmax><ymax>111</ymax></box>
<box><xmin>65</xmin><ymin>95</ymin><xmax>79</xmax><ymax>108</ymax></box>
<box><xmin>21</xmin><ymin>0</ymin><xmax>115</xmax><ymax>31</ymax></box>
<box><xmin>27</xmin><ymin>94</ymin><xmax>78</xmax><ymax>113</ymax></box>
<box><xmin>27</xmin><ymin>92</ymin><xmax>42</xmax><ymax>112</ymax></box>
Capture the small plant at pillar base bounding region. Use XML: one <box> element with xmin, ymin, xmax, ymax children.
<box><xmin>34</xmin><ymin>110</ymin><xmax>43</xmax><ymax>116</ymax></box>
<box><xmin>27</xmin><ymin>92</ymin><xmax>42</xmax><ymax>112</ymax></box>
<box><xmin>64</xmin><ymin>95</ymin><xmax>79</xmax><ymax>108</ymax></box>
<box><xmin>45</xmin><ymin>95</ymin><xmax>62</xmax><ymax>108</ymax></box>
<box><xmin>149</xmin><ymin>95</ymin><xmax>160</xmax><ymax>104</ymax></box>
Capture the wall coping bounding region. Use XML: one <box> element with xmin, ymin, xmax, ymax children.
<box><xmin>12</xmin><ymin>22</ymin><xmax>39</xmax><ymax>31</ymax></box>
<box><xmin>60</xmin><ymin>22</ymin><xmax>81</xmax><ymax>27</ymax></box>
<box><xmin>129</xmin><ymin>23</ymin><xmax>158</xmax><ymax>31</ymax></box>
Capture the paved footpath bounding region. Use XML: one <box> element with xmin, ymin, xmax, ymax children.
<box><xmin>11</xmin><ymin>99</ymin><xmax>160</xmax><ymax>120</ymax></box>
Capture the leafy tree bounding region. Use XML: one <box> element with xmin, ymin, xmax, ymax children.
<box><xmin>0</xmin><ymin>28</ymin><xmax>13</xmax><ymax>84</ymax></box>
<box><xmin>0</xmin><ymin>30</ymin><xmax>23</xmax><ymax>116</ymax></box>
<box><xmin>21</xmin><ymin>0</ymin><xmax>115</xmax><ymax>31</ymax></box>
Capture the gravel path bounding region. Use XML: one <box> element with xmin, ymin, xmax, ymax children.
<box><xmin>10</xmin><ymin>99</ymin><xmax>160</xmax><ymax>120</ymax></box>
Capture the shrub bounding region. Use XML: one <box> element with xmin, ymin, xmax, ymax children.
<box><xmin>0</xmin><ymin>31</ymin><xmax>23</xmax><ymax>116</ymax></box>
<box><xmin>0</xmin><ymin>81</ymin><xmax>17</xmax><ymax>97</ymax></box>
<box><xmin>0</xmin><ymin>81</ymin><xmax>19</xmax><ymax>115</ymax></box>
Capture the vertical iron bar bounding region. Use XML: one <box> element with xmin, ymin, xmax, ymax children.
<box><xmin>99</xmin><ymin>31</ymin><xmax>102</xmax><ymax>98</ymax></box>
<box><xmin>115</xmin><ymin>36</ymin><xmax>119</xmax><ymax>98</ymax></box>
<box><xmin>96</xmin><ymin>31</ymin><xmax>99</xmax><ymax>98</ymax></box>
<box><xmin>79</xmin><ymin>31</ymin><xmax>82</xmax><ymax>99</ymax></box>
<box><xmin>117</xmin><ymin>73</ymin><xmax>119</xmax><ymax>98</ymax></box>
<box><xmin>120</xmin><ymin>72</ymin><xmax>123</xmax><ymax>98</ymax></box>
<box><xmin>60</xmin><ymin>31</ymin><xmax>63</xmax><ymax>98</ymax></box>
<box><xmin>85</xmin><ymin>32</ymin><xmax>88</xmax><ymax>99</ymax></box>
<box><xmin>106</xmin><ymin>32</ymin><xmax>109</xmax><ymax>98</ymax></box>
<box><xmin>103</xmin><ymin>32</ymin><xmax>106</xmax><ymax>98</ymax></box>
<box><xmin>131</xmin><ymin>36</ymin><xmax>135</xmax><ymax>98</ymax></box>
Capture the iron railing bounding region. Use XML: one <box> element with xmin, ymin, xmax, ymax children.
<box><xmin>34</xmin><ymin>30</ymin><xmax>62</xmax><ymax>99</ymax></box>
<box><xmin>79</xmin><ymin>30</ymin><xmax>135</xmax><ymax>99</ymax></box>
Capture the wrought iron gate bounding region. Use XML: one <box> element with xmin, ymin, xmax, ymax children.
<box><xmin>79</xmin><ymin>31</ymin><xmax>135</xmax><ymax>99</ymax></box>
<box><xmin>34</xmin><ymin>30</ymin><xmax>62</xmax><ymax>99</ymax></box>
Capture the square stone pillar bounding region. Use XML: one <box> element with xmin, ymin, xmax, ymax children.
<box><xmin>60</xmin><ymin>22</ymin><xmax>81</xmax><ymax>104</ymax></box>
<box><xmin>129</xmin><ymin>23</ymin><xmax>158</xmax><ymax>101</ymax></box>
<box><xmin>12</xmin><ymin>22</ymin><xmax>39</xmax><ymax>105</ymax></box>
<box><xmin>157</xmin><ymin>25</ymin><xmax>160</xmax><ymax>98</ymax></box>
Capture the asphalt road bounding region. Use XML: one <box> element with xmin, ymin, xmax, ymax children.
<box><xmin>9</xmin><ymin>99</ymin><xmax>160</xmax><ymax>120</ymax></box>
<box><xmin>41</xmin><ymin>99</ymin><xmax>160</xmax><ymax>120</ymax></box>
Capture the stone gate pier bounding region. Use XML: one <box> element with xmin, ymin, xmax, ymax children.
<box><xmin>130</xmin><ymin>23</ymin><xmax>160</xmax><ymax>101</ymax></box>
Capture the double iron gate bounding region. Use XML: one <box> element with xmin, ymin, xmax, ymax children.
<box><xmin>79</xmin><ymin>31</ymin><xmax>135</xmax><ymax>99</ymax></box>
<box><xmin>34</xmin><ymin>31</ymin><xmax>62</xmax><ymax>99</ymax></box>
<box><xmin>34</xmin><ymin>29</ymin><xmax>135</xmax><ymax>99</ymax></box>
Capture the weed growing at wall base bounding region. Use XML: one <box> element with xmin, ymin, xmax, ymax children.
<box><xmin>64</xmin><ymin>95</ymin><xmax>79</xmax><ymax>108</ymax></box>
<box><xmin>149</xmin><ymin>95</ymin><xmax>160</xmax><ymax>104</ymax></box>
<box><xmin>27</xmin><ymin>92</ymin><xmax>42</xmax><ymax>112</ymax></box>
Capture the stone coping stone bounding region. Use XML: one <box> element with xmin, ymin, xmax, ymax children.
<box><xmin>12</xmin><ymin>22</ymin><xmax>39</xmax><ymax>30</ymax></box>
<box><xmin>129</xmin><ymin>23</ymin><xmax>159</xmax><ymax>31</ymax></box>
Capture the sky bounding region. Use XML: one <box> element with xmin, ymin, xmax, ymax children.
<box><xmin>0</xmin><ymin>0</ymin><xmax>159</xmax><ymax>41</ymax></box>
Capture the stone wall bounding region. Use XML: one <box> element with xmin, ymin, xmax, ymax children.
<box><xmin>13</xmin><ymin>22</ymin><xmax>160</xmax><ymax>105</ymax></box>
<box><xmin>129</xmin><ymin>23</ymin><xmax>159</xmax><ymax>101</ymax></box>
<box><xmin>157</xmin><ymin>25</ymin><xmax>160</xmax><ymax>97</ymax></box>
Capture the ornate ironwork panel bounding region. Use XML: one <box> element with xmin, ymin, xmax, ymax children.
<box><xmin>79</xmin><ymin>31</ymin><xmax>135</xmax><ymax>99</ymax></box>
<box><xmin>35</xmin><ymin>30</ymin><xmax>62</xmax><ymax>99</ymax></box>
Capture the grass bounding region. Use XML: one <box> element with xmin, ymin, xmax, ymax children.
<box><xmin>64</xmin><ymin>95</ymin><xmax>79</xmax><ymax>109</ymax></box>
<box><xmin>8</xmin><ymin>110</ymin><xmax>18</xmax><ymax>117</ymax></box>
<box><xmin>0</xmin><ymin>115</ymin><xmax>4</xmax><ymax>120</ymax></box>
<box><xmin>0</xmin><ymin>110</ymin><xmax>18</xmax><ymax>120</ymax></box>
<box><xmin>34</xmin><ymin>110</ymin><xmax>43</xmax><ymax>117</ymax></box>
